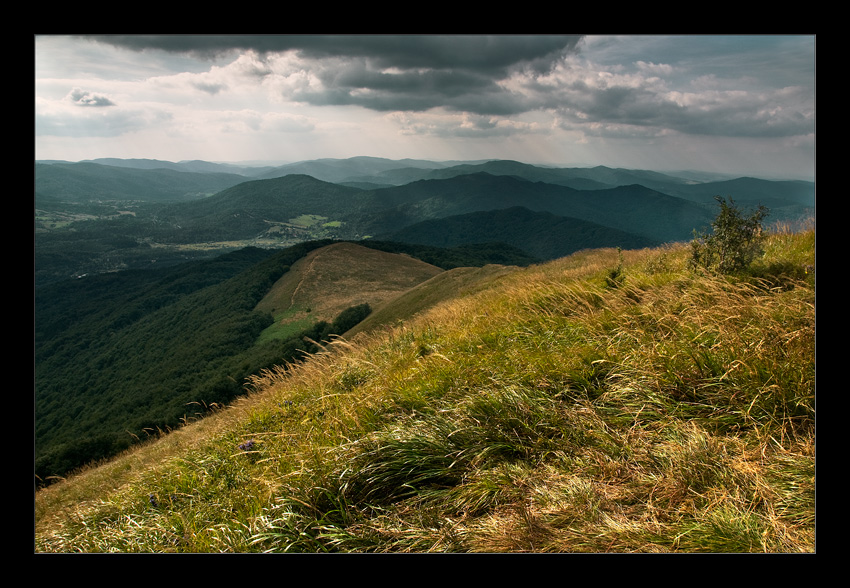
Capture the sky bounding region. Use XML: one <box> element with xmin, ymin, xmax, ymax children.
<box><xmin>35</xmin><ymin>35</ymin><xmax>816</xmax><ymax>180</ymax></box>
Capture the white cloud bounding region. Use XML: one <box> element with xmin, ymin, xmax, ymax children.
<box><xmin>635</xmin><ymin>61</ymin><xmax>674</xmax><ymax>76</ymax></box>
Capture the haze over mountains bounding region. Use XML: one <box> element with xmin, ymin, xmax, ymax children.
<box><xmin>35</xmin><ymin>155</ymin><xmax>814</xmax><ymax>286</ymax></box>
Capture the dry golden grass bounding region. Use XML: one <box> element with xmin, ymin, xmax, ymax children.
<box><xmin>35</xmin><ymin>228</ymin><xmax>815</xmax><ymax>553</ymax></box>
<box><xmin>255</xmin><ymin>242</ymin><xmax>443</xmax><ymax>329</ymax></box>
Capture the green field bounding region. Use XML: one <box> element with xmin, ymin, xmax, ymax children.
<box><xmin>255</xmin><ymin>307</ymin><xmax>317</xmax><ymax>344</ymax></box>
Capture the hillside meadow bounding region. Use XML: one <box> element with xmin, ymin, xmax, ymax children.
<box><xmin>34</xmin><ymin>223</ymin><xmax>815</xmax><ymax>553</ymax></box>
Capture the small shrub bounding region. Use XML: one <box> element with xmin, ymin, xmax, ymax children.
<box><xmin>690</xmin><ymin>197</ymin><xmax>769</xmax><ymax>274</ymax></box>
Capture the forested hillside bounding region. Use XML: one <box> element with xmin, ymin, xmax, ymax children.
<box><xmin>35</xmin><ymin>242</ymin><xmax>321</xmax><ymax>481</ymax></box>
<box><xmin>34</xmin><ymin>239</ymin><xmax>537</xmax><ymax>483</ymax></box>
<box><xmin>35</xmin><ymin>162</ymin><xmax>247</xmax><ymax>203</ymax></box>
<box><xmin>376</xmin><ymin>206</ymin><xmax>659</xmax><ymax>260</ymax></box>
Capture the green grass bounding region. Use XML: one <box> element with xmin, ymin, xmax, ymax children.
<box><xmin>35</xmin><ymin>225</ymin><xmax>815</xmax><ymax>553</ymax></box>
<box><xmin>254</xmin><ymin>307</ymin><xmax>316</xmax><ymax>344</ymax></box>
<box><xmin>289</xmin><ymin>214</ymin><xmax>328</xmax><ymax>228</ymax></box>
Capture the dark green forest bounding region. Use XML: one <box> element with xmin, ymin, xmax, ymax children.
<box><xmin>34</xmin><ymin>239</ymin><xmax>536</xmax><ymax>484</ymax></box>
<box><xmin>376</xmin><ymin>206</ymin><xmax>659</xmax><ymax>260</ymax></box>
<box><xmin>35</xmin><ymin>242</ymin><xmax>318</xmax><ymax>483</ymax></box>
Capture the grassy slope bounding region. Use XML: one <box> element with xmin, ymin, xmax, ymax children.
<box><xmin>344</xmin><ymin>263</ymin><xmax>520</xmax><ymax>339</ymax></box>
<box><xmin>34</xmin><ymin>226</ymin><xmax>815</xmax><ymax>553</ymax></box>
<box><xmin>253</xmin><ymin>242</ymin><xmax>445</xmax><ymax>342</ymax></box>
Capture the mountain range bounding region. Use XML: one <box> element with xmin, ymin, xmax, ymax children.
<box><xmin>35</xmin><ymin>156</ymin><xmax>814</xmax><ymax>287</ymax></box>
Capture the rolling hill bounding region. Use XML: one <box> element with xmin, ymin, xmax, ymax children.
<box><xmin>34</xmin><ymin>161</ymin><xmax>249</xmax><ymax>204</ymax></box>
<box><xmin>121</xmin><ymin>171</ymin><xmax>715</xmax><ymax>246</ymax></box>
<box><xmin>344</xmin><ymin>262</ymin><xmax>521</xmax><ymax>338</ymax></box>
<box><xmin>35</xmin><ymin>156</ymin><xmax>814</xmax><ymax>302</ymax></box>
<box><xmin>376</xmin><ymin>206</ymin><xmax>659</xmax><ymax>260</ymax></box>
<box><xmin>252</xmin><ymin>155</ymin><xmax>461</xmax><ymax>182</ymax></box>
<box><xmin>33</xmin><ymin>154</ymin><xmax>817</xmax><ymax>552</ymax></box>
<box><xmin>35</xmin><ymin>156</ymin><xmax>814</xmax><ymax>287</ymax></box>
<box><xmin>81</xmin><ymin>158</ymin><xmax>279</xmax><ymax>177</ymax></box>
<box><xmin>259</xmin><ymin>158</ymin><xmax>814</xmax><ymax>226</ymax></box>
<box><xmin>254</xmin><ymin>242</ymin><xmax>445</xmax><ymax>337</ymax></box>
<box><xmin>414</xmin><ymin>160</ymin><xmax>696</xmax><ymax>191</ymax></box>
<box><xmin>659</xmin><ymin>176</ymin><xmax>816</xmax><ymax>209</ymax></box>
<box><xmin>343</xmin><ymin>172</ymin><xmax>715</xmax><ymax>244</ymax></box>
<box><xmin>146</xmin><ymin>174</ymin><xmax>369</xmax><ymax>243</ymax></box>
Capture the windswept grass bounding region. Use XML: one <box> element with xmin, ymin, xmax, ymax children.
<box><xmin>35</xmin><ymin>226</ymin><xmax>815</xmax><ymax>553</ymax></box>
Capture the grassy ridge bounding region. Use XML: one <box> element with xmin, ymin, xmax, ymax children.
<box><xmin>254</xmin><ymin>242</ymin><xmax>444</xmax><ymax>339</ymax></box>
<box><xmin>35</xmin><ymin>225</ymin><xmax>815</xmax><ymax>552</ymax></box>
<box><xmin>344</xmin><ymin>264</ymin><xmax>520</xmax><ymax>339</ymax></box>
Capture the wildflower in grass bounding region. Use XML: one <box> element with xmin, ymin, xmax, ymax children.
<box><xmin>238</xmin><ymin>439</ymin><xmax>256</xmax><ymax>452</ymax></box>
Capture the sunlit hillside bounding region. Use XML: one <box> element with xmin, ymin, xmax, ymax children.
<box><xmin>254</xmin><ymin>242</ymin><xmax>444</xmax><ymax>340</ymax></box>
<box><xmin>35</xmin><ymin>224</ymin><xmax>815</xmax><ymax>553</ymax></box>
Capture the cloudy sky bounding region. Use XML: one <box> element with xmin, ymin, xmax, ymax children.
<box><xmin>35</xmin><ymin>35</ymin><xmax>816</xmax><ymax>180</ymax></box>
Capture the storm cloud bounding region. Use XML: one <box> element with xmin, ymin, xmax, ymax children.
<box><xmin>82</xmin><ymin>34</ymin><xmax>813</xmax><ymax>137</ymax></box>
<box><xmin>84</xmin><ymin>35</ymin><xmax>584</xmax><ymax>115</ymax></box>
<box><xmin>85</xmin><ymin>35</ymin><xmax>581</xmax><ymax>72</ymax></box>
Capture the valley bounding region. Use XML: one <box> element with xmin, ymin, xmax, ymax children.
<box><xmin>34</xmin><ymin>156</ymin><xmax>815</xmax><ymax>287</ymax></box>
<box><xmin>34</xmin><ymin>155</ymin><xmax>815</xmax><ymax>485</ymax></box>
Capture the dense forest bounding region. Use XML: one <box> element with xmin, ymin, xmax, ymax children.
<box><xmin>34</xmin><ymin>239</ymin><xmax>539</xmax><ymax>484</ymax></box>
<box><xmin>36</xmin><ymin>242</ymin><xmax>315</xmax><ymax>482</ymax></box>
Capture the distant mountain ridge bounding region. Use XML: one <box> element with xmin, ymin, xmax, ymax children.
<box><xmin>135</xmin><ymin>170</ymin><xmax>713</xmax><ymax>245</ymax></box>
<box><xmin>377</xmin><ymin>206</ymin><xmax>659</xmax><ymax>261</ymax></box>
<box><xmin>411</xmin><ymin>160</ymin><xmax>694</xmax><ymax>191</ymax></box>
<box><xmin>252</xmin><ymin>155</ymin><xmax>466</xmax><ymax>183</ymax></box>
<box><xmin>34</xmin><ymin>155</ymin><xmax>817</xmax><ymax>486</ymax></box>
<box><xmin>35</xmin><ymin>156</ymin><xmax>814</xmax><ymax>285</ymax></box>
<box><xmin>82</xmin><ymin>158</ymin><xmax>278</xmax><ymax>177</ymax></box>
<box><xmin>35</xmin><ymin>162</ymin><xmax>249</xmax><ymax>203</ymax></box>
<box><xmin>37</xmin><ymin>156</ymin><xmax>814</xmax><ymax>212</ymax></box>
<box><xmin>339</xmin><ymin>172</ymin><xmax>714</xmax><ymax>244</ymax></box>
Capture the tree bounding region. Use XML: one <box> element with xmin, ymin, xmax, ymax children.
<box><xmin>690</xmin><ymin>197</ymin><xmax>769</xmax><ymax>274</ymax></box>
<box><xmin>331</xmin><ymin>303</ymin><xmax>372</xmax><ymax>334</ymax></box>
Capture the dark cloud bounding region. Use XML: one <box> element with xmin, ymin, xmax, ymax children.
<box><xmin>288</xmin><ymin>63</ymin><xmax>527</xmax><ymax>115</ymax></box>
<box><xmin>552</xmin><ymin>83</ymin><xmax>814</xmax><ymax>139</ymax></box>
<box><xmin>85</xmin><ymin>35</ymin><xmax>582</xmax><ymax>73</ymax></box>
<box><xmin>74</xmin><ymin>35</ymin><xmax>813</xmax><ymax>141</ymax></box>
<box><xmin>84</xmin><ymin>35</ymin><xmax>583</xmax><ymax>115</ymax></box>
<box><xmin>285</xmin><ymin>35</ymin><xmax>582</xmax><ymax>74</ymax></box>
<box><xmin>192</xmin><ymin>81</ymin><xmax>228</xmax><ymax>95</ymax></box>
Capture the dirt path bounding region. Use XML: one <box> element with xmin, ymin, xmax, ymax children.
<box><xmin>290</xmin><ymin>253</ymin><xmax>319</xmax><ymax>309</ymax></box>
